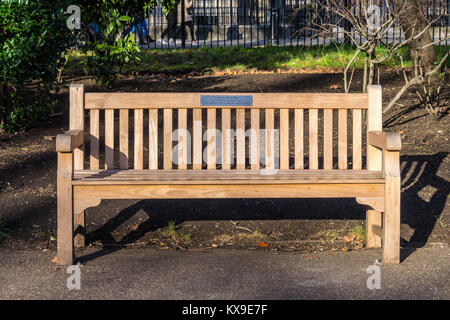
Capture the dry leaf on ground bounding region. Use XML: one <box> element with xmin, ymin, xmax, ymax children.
<box><xmin>257</xmin><ymin>241</ymin><xmax>269</xmax><ymax>248</ymax></box>
<box><xmin>343</xmin><ymin>235</ymin><xmax>356</xmax><ymax>243</ymax></box>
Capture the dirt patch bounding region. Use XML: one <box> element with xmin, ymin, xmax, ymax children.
<box><xmin>0</xmin><ymin>70</ymin><xmax>448</xmax><ymax>260</ymax></box>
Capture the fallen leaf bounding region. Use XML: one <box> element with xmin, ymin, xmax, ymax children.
<box><xmin>211</xmin><ymin>244</ymin><xmax>218</xmax><ymax>248</ymax></box>
<box><xmin>329</xmin><ymin>84</ymin><xmax>340</xmax><ymax>89</ymax></box>
<box><xmin>342</xmin><ymin>247</ymin><xmax>350</xmax><ymax>252</ymax></box>
<box><xmin>343</xmin><ymin>235</ymin><xmax>356</xmax><ymax>243</ymax></box>
<box><xmin>257</xmin><ymin>241</ymin><xmax>269</xmax><ymax>248</ymax></box>
<box><xmin>353</xmin><ymin>245</ymin><xmax>363</xmax><ymax>250</ymax></box>
<box><xmin>50</xmin><ymin>236</ymin><xmax>56</xmax><ymax>241</ymax></box>
<box><xmin>51</xmin><ymin>256</ymin><xmax>58</xmax><ymax>264</ymax></box>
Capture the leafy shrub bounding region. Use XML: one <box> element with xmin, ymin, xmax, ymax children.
<box><xmin>0</xmin><ymin>0</ymin><xmax>73</xmax><ymax>133</ymax></box>
<box><xmin>77</xmin><ymin>10</ymin><xmax>141</xmax><ymax>87</ymax></box>
<box><xmin>0</xmin><ymin>0</ymin><xmax>178</xmax><ymax>132</ymax></box>
<box><xmin>76</xmin><ymin>0</ymin><xmax>177</xmax><ymax>86</ymax></box>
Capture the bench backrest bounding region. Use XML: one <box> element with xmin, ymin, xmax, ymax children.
<box><xmin>69</xmin><ymin>84</ymin><xmax>383</xmax><ymax>172</ymax></box>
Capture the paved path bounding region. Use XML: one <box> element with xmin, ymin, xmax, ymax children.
<box><xmin>0</xmin><ymin>247</ymin><xmax>448</xmax><ymax>299</ymax></box>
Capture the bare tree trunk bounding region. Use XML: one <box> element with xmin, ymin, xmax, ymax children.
<box><xmin>363</xmin><ymin>53</ymin><xmax>369</xmax><ymax>93</ymax></box>
<box><xmin>368</xmin><ymin>50</ymin><xmax>376</xmax><ymax>87</ymax></box>
<box><xmin>369</xmin><ymin>61</ymin><xmax>375</xmax><ymax>86</ymax></box>
<box><xmin>343</xmin><ymin>0</ymin><xmax>352</xmax><ymax>44</ymax></box>
<box><xmin>400</xmin><ymin>0</ymin><xmax>437</xmax><ymax>75</ymax></box>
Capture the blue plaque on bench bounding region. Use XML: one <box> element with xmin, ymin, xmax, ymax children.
<box><xmin>200</xmin><ymin>95</ymin><xmax>253</xmax><ymax>107</ymax></box>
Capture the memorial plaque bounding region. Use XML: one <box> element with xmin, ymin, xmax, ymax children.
<box><xmin>200</xmin><ymin>95</ymin><xmax>253</xmax><ymax>107</ymax></box>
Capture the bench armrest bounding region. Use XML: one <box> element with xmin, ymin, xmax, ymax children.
<box><xmin>56</xmin><ymin>130</ymin><xmax>84</xmax><ymax>153</ymax></box>
<box><xmin>368</xmin><ymin>131</ymin><xmax>401</xmax><ymax>151</ymax></box>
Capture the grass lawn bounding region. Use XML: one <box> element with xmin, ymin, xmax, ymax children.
<box><xmin>66</xmin><ymin>45</ymin><xmax>450</xmax><ymax>75</ymax></box>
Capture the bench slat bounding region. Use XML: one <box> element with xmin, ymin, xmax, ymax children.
<box><xmin>323</xmin><ymin>109</ymin><xmax>333</xmax><ymax>170</ymax></box>
<box><xmin>73</xmin><ymin>170</ymin><xmax>384</xmax><ymax>185</ymax></box>
<box><xmin>250</xmin><ymin>109</ymin><xmax>260</xmax><ymax>170</ymax></box>
<box><xmin>236</xmin><ymin>109</ymin><xmax>246</xmax><ymax>170</ymax></box>
<box><xmin>338</xmin><ymin>109</ymin><xmax>348</xmax><ymax>169</ymax></box>
<box><xmin>75</xmin><ymin>169</ymin><xmax>381</xmax><ymax>176</ymax></box>
<box><xmin>119</xmin><ymin>109</ymin><xmax>129</xmax><ymax>169</ymax></box>
<box><xmin>178</xmin><ymin>108</ymin><xmax>187</xmax><ymax>170</ymax></box>
<box><xmin>265</xmin><ymin>109</ymin><xmax>275</xmax><ymax>170</ymax></box>
<box><xmin>295</xmin><ymin>109</ymin><xmax>304</xmax><ymax>169</ymax></box>
<box><xmin>89</xmin><ymin>109</ymin><xmax>100</xmax><ymax>170</ymax></box>
<box><xmin>353</xmin><ymin>109</ymin><xmax>362</xmax><ymax>170</ymax></box>
<box><xmin>134</xmin><ymin>109</ymin><xmax>144</xmax><ymax>170</ymax></box>
<box><xmin>222</xmin><ymin>108</ymin><xmax>231</xmax><ymax>170</ymax></box>
<box><xmin>164</xmin><ymin>109</ymin><xmax>172</xmax><ymax>170</ymax></box>
<box><xmin>105</xmin><ymin>109</ymin><xmax>114</xmax><ymax>169</ymax></box>
<box><xmin>207</xmin><ymin>109</ymin><xmax>216</xmax><ymax>170</ymax></box>
<box><xmin>193</xmin><ymin>109</ymin><xmax>202</xmax><ymax>170</ymax></box>
<box><xmin>280</xmin><ymin>109</ymin><xmax>289</xmax><ymax>170</ymax></box>
<box><xmin>309</xmin><ymin>109</ymin><xmax>318</xmax><ymax>170</ymax></box>
<box><xmin>85</xmin><ymin>92</ymin><xmax>369</xmax><ymax>109</ymax></box>
<box><xmin>149</xmin><ymin>109</ymin><xmax>158</xmax><ymax>170</ymax></box>
<box><xmin>73</xmin><ymin>184</ymin><xmax>384</xmax><ymax>203</ymax></box>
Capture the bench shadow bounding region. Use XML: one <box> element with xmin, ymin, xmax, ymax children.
<box><xmin>399</xmin><ymin>152</ymin><xmax>449</xmax><ymax>262</ymax></box>
<box><xmin>78</xmin><ymin>152</ymin><xmax>449</xmax><ymax>264</ymax></box>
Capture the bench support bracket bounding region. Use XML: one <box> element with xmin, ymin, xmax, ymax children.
<box><xmin>355</xmin><ymin>197</ymin><xmax>384</xmax><ymax>212</ymax></box>
<box><xmin>356</xmin><ymin>198</ymin><xmax>384</xmax><ymax>249</ymax></box>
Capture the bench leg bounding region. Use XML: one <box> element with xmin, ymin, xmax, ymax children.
<box><xmin>366</xmin><ymin>210</ymin><xmax>382</xmax><ymax>248</ymax></box>
<box><xmin>383</xmin><ymin>175</ymin><xmax>401</xmax><ymax>264</ymax></box>
<box><xmin>74</xmin><ymin>211</ymin><xmax>86</xmax><ymax>248</ymax></box>
<box><xmin>57</xmin><ymin>152</ymin><xmax>74</xmax><ymax>265</ymax></box>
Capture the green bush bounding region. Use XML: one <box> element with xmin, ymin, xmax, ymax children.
<box><xmin>0</xmin><ymin>0</ymin><xmax>179</xmax><ymax>132</ymax></box>
<box><xmin>0</xmin><ymin>0</ymin><xmax>73</xmax><ymax>133</ymax></box>
<box><xmin>76</xmin><ymin>1</ymin><xmax>177</xmax><ymax>86</ymax></box>
<box><xmin>78</xmin><ymin>11</ymin><xmax>142</xmax><ymax>86</ymax></box>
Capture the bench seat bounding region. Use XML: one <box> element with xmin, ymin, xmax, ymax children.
<box><xmin>71</xmin><ymin>170</ymin><xmax>387</xmax><ymax>207</ymax></box>
<box><xmin>73</xmin><ymin>170</ymin><xmax>385</xmax><ymax>185</ymax></box>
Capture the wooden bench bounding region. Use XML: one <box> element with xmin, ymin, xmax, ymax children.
<box><xmin>56</xmin><ymin>84</ymin><xmax>401</xmax><ymax>265</ymax></box>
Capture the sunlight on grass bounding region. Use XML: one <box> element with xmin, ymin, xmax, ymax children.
<box><xmin>350</xmin><ymin>224</ymin><xmax>366</xmax><ymax>242</ymax></box>
<box><xmin>165</xmin><ymin>220</ymin><xmax>191</xmax><ymax>243</ymax></box>
<box><xmin>65</xmin><ymin>45</ymin><xmax>449</xmax><ymax>75</ymax></box>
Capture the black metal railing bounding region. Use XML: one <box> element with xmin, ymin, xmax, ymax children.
<box><xmin>128</xmin><ymin>0</ymin><xmax>449</xmax><ymax>48</ymax></box>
